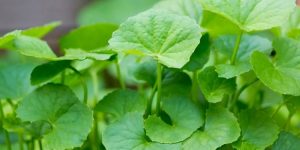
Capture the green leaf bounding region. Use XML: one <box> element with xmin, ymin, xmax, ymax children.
<box><xmin>198</xmin><ymin>66</ymin><xmax>236</xmax><ymax>103</ymax></box>
<box><xmin>154</xmin><ymin>0</ymin><xmax>203</xmax><ymax>24</ymax></box>
<box><xmin>58</xmin><ymin>49</ymin><xmax>114</xmax><ymax>61</ymax></box>
<box><xmin>273</xmin><ymin>131</ymin><xmax>300</xmax><ymax>150</ymax></box>
<box><xmin>78</xmin><ymin>0</ymin><xmax>159</xmax><ymax>25</ymax></box>
<box><xmin>14</xmin><ymin>35</ymin><xmax>57</xmax><ymax>59</ymax></box>
<box><xmin>144</xmin><ymin>96</ymin><xmax>204</xmax><ymax>143</ymax></box>
<box><xmin>16</xmin><ymin>84</ymin><xmax>93</xmax><ymax>150</ymax></box>
<box><xmin>31</xmin><ymin>60</ymin><xmax>71</xmax><ymax>85</ymax></box>
<box><xmin>234</xmin><ymin>110</ymin><xmax>279</xmax><ymax>150</ymax></box>
<box><xmin>102</xmin><ymin>113</ymin><xmax>180</xmax><ymax>150</ymax></box>
<box><xmin>250</xmin><ymin>38</ymin><xmax>300</xmax><ymax>96</ymax></box>
<box><xmin>21</xmin><ymin>21</ymin><xmax>61</xmax><ymax>38</ymax></box>
<box><xmin>0</xmin><ymin>64</ymin><xmax>35</xmax><ymax>100</ymax></box>
<box><xmin>284</xmin><ymin>96</ymin><xmax>300</xmax><ymax>114</ymax></box>
<box><xmin>59</xmin><ymin>23</ymin><xmax>118</xmax><ymax>51</ymax></box>
<box><xmin>281</xmin><ymin>7</ymin><xmax>300</xmax><ymax>40</ymax></box>
<box><xmin>184</xmin><ymin>34</ymin><xmax>210</xmax><ymax>72</ymax></box>
<box><xmin>199</xmin><ymin>0</ymin><xmax>296</xmax><ymax>32</ymax></box>
<box><xmin>183</xmin><ymin>105</ymin><xmax>240</xmax><ymax>150</ymax></box>
<box><xmin>133</xmin><ymin>58</ymin><xmax>157</xmax><ymax>85</ymax></box>
<box><xmin>109</xmin><ymin>10</ymin><xmax>202</xmax><ymax>68</ymax></box>
<box><xmin>95</xmin><ymin>89</ymin><xmax>147</xmax><ymax>121</ymax></box>
<box><xmin>214</xmin><ymin>34</ymin><xmax>272</xmax><ymax>78</ymax></box>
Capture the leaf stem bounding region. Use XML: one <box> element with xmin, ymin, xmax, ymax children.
<box><xmin>155</xmin><ymin>63</ymin><xmax>163</xmax><ymax>115</ymax></box>
<box><xmin>114</xmin><ymin>59</ymin><xmax>125</xmax><ymax>89</ymax></box>
<box><xmin>18</xmin><ymin>133</ymin><xmax>24</xmax><ymax>150</ymax></box>
<box><xmin>38</xmin><ymin>139</ymin><xmax>43</xmax><ymax>150</ymax></box>
<box><xmin>69</xmin><ymin>66</ymin><xmax>88</xmax><ymax>104</ymax></box>
<box><xmin>60</xmin><ymin>70</ymin><xmax>66</xmax><ymax>84</ymax></box>
<box><xmin>230</xmin><ymin>31</ymin><xmax>243</xmax><ymax>65</ymax></box>
<box><xmin>0</xmin><ymin>101</ymin><xmax>12</xmax><ymax>150</ymax></box>
<box><xmin>145</xmin><ymin>81</ymin><xmax>158</xmax><ymax>117</ymax></box>
<box><xmin>192</xmin><ymin>71</ymin><xmax>200</xmax><ymax>104</ymax></box>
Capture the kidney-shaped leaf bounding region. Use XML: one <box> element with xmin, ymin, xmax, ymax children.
<box><xmin>234</xmin><ymin>110</ymin><xmax>279</xmax><ymax>150</ymax></box>
<box><xmin>109</xmin><ymin>10</ymin><xmax>202</xmax><ymax>68</ymax></box>
<box><xmin>144</xmin><ymin>96</ymin><xmax>204</xmax><ymax>143</ymax></box>
<box><xmin>183</xmin><ymin>105</ymin><xmax>240</xmax><ymax>150</ymax></box>
<box><xmin>16</xmin><ymin>84</ymin><xmax>93</xmax><ymax>150</ymax></box>
<box><xmin>251</xmin><ymin>38</ymin><xmax>300</xmax><ymax>96</ymax></box>
<box><xmin>199</xmin><ymin>0</ymin><xmax>296</xmax><ymax>32</ymax></box>
<box><xmin>198</xmin><ymin>67</ymin><xmax>236</xmax><ymax>103</ymax></box>
<box><xmin>103</xmin><ymin>113</ymin><xmax>180</xmax><ymax>150</ymax></box>
<box><xmin>214</xmin><ymin>34</ymin><xmax>272</xmax><ymax>78</ymax></box>
<box><xmin>95</xmin><ymin>89</ymin><xmax>147</xmax><ymax>121</ymax></box>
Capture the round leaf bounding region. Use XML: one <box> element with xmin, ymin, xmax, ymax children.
<box><xmin>102</xmin><ymin>113</ymin><xmax>180</xmax><ymax>150</ymax></box>
<box><xmin>95</xmin><ymin>89</ymin><xmax>147</xmax><ymax>121</ymax></box>
<box><xmin>16</xmin><ymin>84</ymin><xmax>93</xmax><ymax>150</ymax></box>
<box><xmin>273</xmin><ymin>131</ymin><xmax>300</xmax><ymax>150</ymax></box>
<box><xmin>234</xmin><ymin>110</ymin><xmax>279</xmax><ymax>150</ymax></box>
<box><xmin>198</xmin><ymin>66</ymin><xmax>236</xmax><ymax>103</ymax></box>
<box><xmin>251</xmin><ymin>38</ymin><xmax>300</xmax><ymax>96</ymax></box>
<box><xmin>109</xmin><ymin>10</ymin><xmax>202</xmax><ymax>68</ymax></box>
<box><xmin>144</xmin><ymin>96</ymin><xmax>204</xmax><ymax>143</ymax></box>
<box><xmin>183</xmin><ymin>105</ymin><xmax>240</xmax><ymax>150</ymax></box>
<box><xmin>199</xmin><ymin>0</ymin><xmax>296</xmax><ymax>32</ymax></box>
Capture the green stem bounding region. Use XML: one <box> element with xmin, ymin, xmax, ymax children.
<box><xmin>145</xmin><ymin>81</ymin><xmax>158</xmax><ymax>117</ymax></box>
<box><xmin>192</xmin><ymin>71</ymin><xmax>199</xmax><ymax>104</ymax></box>
<box><xmin>61</xmin><ymin>70</ymin><xmax>66</xmax><ymax>84</ymax></box>
<box><xmin>0</xmin><ymin>101</ymin><xmax>11</xmax><ymax>150</ymax></box>
<box><xmin>18</xmin><ymin>133</ymin><xmax>24</xmax><ymax>150</ymax></box>
<box><xmin>284</xmin><ymin>113</ymin><xmax>294</xmax><ymax>130</ymax></box>
<box><xmin>90</xmin><ymin>69</ymin><xmax>100</xmax><ymax>106</ymax></box>
<box><xmin>69</xmin><ymin>66</ymin><xmax>88</xmax><ymax>104</ymax></box>
<box><xmin>115</xmin><ymin>59</ymin><xmax>125</xmax><ymax>89</ymax></box>
<box><xmin>38</xmin><ymin>140</ymin><xmax>43</xmax><ymax>150</ymax></box>
<box><xmin>272</xmin><ymin>103</ymin><xmax>285</xmax><ymax>118</ymax></box>
<box><xmin>155</xmin><ymin>63</ymin><xmax>163</xmax><ymax>115</ymax></box>
<box><xmin>230</xmin><ymin>79</ymin><xmax>259</xmax><ymax>110</ymax></box>
<box><xmin>230</xmin><ymin>31</ymin><xmax>243</xmax><ymax>65</ymax></box>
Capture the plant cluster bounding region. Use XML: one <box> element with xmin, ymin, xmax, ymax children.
<box><xmin>0</xmin><ymin>0</ymin><xmax>300</xmax><ymax>150</ymax></box>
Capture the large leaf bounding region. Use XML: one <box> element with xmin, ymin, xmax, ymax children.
<box><xmin>14</xmin><ymin>35</ymin><xmax>57</xmax><ymax>59</ymax></box>
<box><xmin>214</xmin><ymin>34</ymin><xmax>272</xmax><ymax>78</ymax></box>
<box><xmin>0</xmin><ymin>64</ymin><xmax>35</xmax><ymax>100</ymax></box>
<box><xmin>109</xmin><ymin>10</ymin><xmax>202</xmax><ymax>68</ymax></box>
<box><xmin>59</xmin><ymin>23</ymin><xmax>118</xmax><ymax>51</ymax></box>
<box><xmin>234</xmin><ymin>110</ymin><xmax>279</xmax><ymax>150</ymax></box>
<box><xmin>78</xmin><ymin>0</ymin><xmax>159</xmax><ymax>25</ymax></box>
<box><xmin>199</xmin><ymin>0</ymin><xmax>296</xmax><ymax>32</ymax></box>
<box><xmin>251</xmin><ymin>38</ymin><xmax>300</xmax><ymax>96</ymax></box>
<box><xmin>198</xmin><ymin>67</ymin><xmax>236</xmax><ymax>103</ymax></box>
<box><xmin>16</xmin><ymin>84</ymin><xmax>93</xmax><ymax>150</ymax></box>
<box><xmin>144</xmin><ymin>96</ymin><xmax>204</xmax><ymax>143</ymax></box>
<box><xmin>102</xmin><ymin>113</ymin><xmax>180</xmax><ymax>150</ymax></box>
<box><xmin>154</xmin><ymin>0</ymin><xmax>203</xmax><ymax>24</ymax></box>
<box><xmin>95</xmin><ymin>89</ymin><xmax>147</xmax><ymax>121</ymax></box>
<box><xmin>273</xmin><ymin>131</ymin><xmax>300</xmax><ymax>150</ymax></box>
<box><xmin>30</xmin><ymin>60</ymin><xmax>71</xmax><ymax>85</ymax></box>
<box><xmin>183</xmin><ymin>105</ymin><xmax>240</xmax><ymax>150</ymax></box>
<box><xmin>184</xmin><ymin>34</ymin><xmax>210</xmax><ymax>72</ymax></box>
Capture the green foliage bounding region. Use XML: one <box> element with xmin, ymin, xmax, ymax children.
<box><xmin>0</xmin><ymin>1</ymin><xmax>300</xmax><ymax>150</ymax></box>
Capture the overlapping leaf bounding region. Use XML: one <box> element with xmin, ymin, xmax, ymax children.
<box><xmin>102</xmin><ymin>113</ymin><xmax>180</xmax><ymax>150</ymax></box>
<box><xmin>109</xmin><ymin>10</ymin><xmax>202</xmax><ymax>68</ymax></box>
<box><xmin>16</xmin><ymin>84</ymin><xmax>93</xmax><ymax>150</ymax></box>
<box><xmin>199</xmin><ymin>0</ymin><xmax>296</xmax><ymax>32</ymax></box>
<box><xmin>183</xmin><ymin>105</ymin><xmax>240</xmax><ymax>150</ymax></box>
<box><xmin>273</xmin><ymin>131</ymin><xmax>300</xmax><ymax>150</ymax></box>
<box><xmin>251</xmin><ymin>38</ymin><xmax>300</xmax><ymax>96</ymax></box>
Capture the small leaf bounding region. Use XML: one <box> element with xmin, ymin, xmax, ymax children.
<box><xmin>154</xmin><ymin>0</ymin><xmax>203</xmax><ymax>24</ymax></box>
<box><xmin>95</xmin><ymin>89</ymin><xmax>147</xmax><ymax>121</ymax></box>
<box><xmin>21</xmin><ymin>21</ymin><xmax>61</xmax><ymax>38</ymax></box>
<box><xmin>183</xmin><ymin>105</ymin><xmax>240</xmax><ymax>150</ymax></box>
<box><xmin>144</xmin><ymin>96</ymin><xmax>204</xmax><ymax>143</ymax></box>
<box><xmin>16</xmin><ymin>84</ymin><xmax>93</xmax><ymax>150</ymax></box>
<box><xmin>58</xmin><ymin>49</ymin><xmax>114</xmax><ymax>61</ymax></box>
<box><xmin>102</xmin><ymin>113</ymin><xmax>180</xmax><ymax>150</ymax></box>
<box><xmin>184</xmin><ymin>34</ymin><xmax>210</xmax><ymax>72</ymax></box>
<box><xmin>281</xmin><ymin>7</ymin><xmax>300</xmax><ymax>40</ymax></box>
<box><xmin>234</xmin><ymin>110</ymin><xmax>279</xmax><ymax>150</ymax></box>
<box><xmin>198</xmin><ymin>66</ymin><xmax>236</xmax><ymax>103</ymax></box>
<box><xmin>199</xmin><ymin>0</ymin><xmax>296</xmax><ymax>32</ymax></box>
<box><xmin>251</xmin><ymin>38</ymin><xmax>300</xmax><ymax>96</ymax></box>
<box><xmin>14</xmin><ymin>35</ymin><xmax>57</xmax><ymax>59</ymax></box>
<box><xmin>273</xmin><ymin>131</ymin><xmax>300</xmax><ymax>150</ymax></box>
<box><xmin>109</xmin><ymin>10</ymin><xmax>202</xmax><ymax>68</ymax></box>
<box><xmin>0</xmin><ymin>64</ymin><xmax>35</xmax><ymax>100</ymax></box>
<box><xmin>31</xmin><ymin>60</ymin><xmax>71</xmax><ymax>85</ymax></box>
<box><xmin>284</xmin><ymin>96</ymin><xmax>300</xmax><ymax>114</ymax></box>
<box><xmin>133</xmin><ymin>58</ymin><xmax>157</xmax><ymax>85</ymax></box>
<box><xmin>60</xmin><ymin>23</ymin><xmax>118</xmax><ymax>51</ymax></box>
<box><xmin>214</xmin><ymin>34</ymin><xmax>272</xmax><ymax>78</ymax></box>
